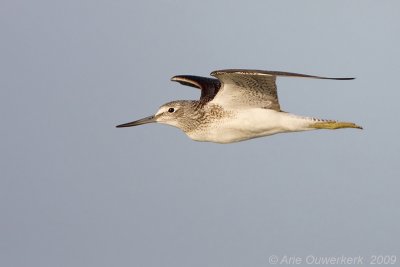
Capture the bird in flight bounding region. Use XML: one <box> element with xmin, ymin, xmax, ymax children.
<box><xmin>116</xmin><ymin>69</ymin><xmax>362</xmax><ymax>143</ymax></box>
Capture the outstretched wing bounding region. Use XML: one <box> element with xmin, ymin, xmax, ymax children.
<box><xmin>171</xmin><ymin>75</ymin><xmax>221</xmax><ymax>102</ymax></box>
<box><xmin>210</xmin><ymin>69</ymin><xmax>355</xmax><ymax>110</ymax></box>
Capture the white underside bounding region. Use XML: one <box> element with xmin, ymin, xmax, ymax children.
<box><xmin>188</xmin><ymin>108</ymin><xmax>314</xmax><ymax>143</ymax></box>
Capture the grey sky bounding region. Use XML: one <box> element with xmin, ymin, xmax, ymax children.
<box><xmin>1</xmin><ymin>1</ymin><xmax>399</xmax><ymax>266</ymax></box>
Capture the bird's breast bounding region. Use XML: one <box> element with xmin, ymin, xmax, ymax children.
<box><xmin>187</xmin><ymin>108</ymin><xmax>290</xmax><ymax>143</ymax></box>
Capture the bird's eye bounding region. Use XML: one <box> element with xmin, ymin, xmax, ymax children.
<box><xmin>168</xmin><ymin>108</ymin><xmax>175</xmax><ymax>113</ymax></box>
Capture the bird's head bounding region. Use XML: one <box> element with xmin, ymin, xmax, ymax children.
<box><xmin>116</xmin><ymin>100</ymin><xmax>197</xmax><ymax>130</ymax></box>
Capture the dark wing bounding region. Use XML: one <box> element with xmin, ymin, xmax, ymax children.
<box><xmin>210</xmin><ymin>69</ymin><xmax>355</xmax><ymax>110</ymax></box>
<box><xmin>171</xmin><ymin>75</ymin><xmax>221</xmax><ymax>102</ymax></box>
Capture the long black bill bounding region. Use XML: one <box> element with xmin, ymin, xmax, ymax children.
<box><xmin>116</xmin><ymin>115</ymin><xmax>155</xmax><ymax>128</ymax></box>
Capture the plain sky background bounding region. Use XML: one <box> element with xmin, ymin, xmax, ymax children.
<box><xmin>1</xmin><ymin>1</ymin><xmax>399</xmax><ymax>266</ymax></box>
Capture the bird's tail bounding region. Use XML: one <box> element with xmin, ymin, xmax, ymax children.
<box><xmin>310</xmin><ymin>120</ymin><xmax>363</xmax><ymax>130</ymax></box>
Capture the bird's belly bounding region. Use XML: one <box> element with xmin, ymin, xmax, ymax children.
<box><xmin>188</xmin><ymin>109</ymin><xmax>292</xmax><ymax>143</ymax></box>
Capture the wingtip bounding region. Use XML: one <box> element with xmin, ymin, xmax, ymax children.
<box><xmin>170</xmin><ymin>75</ymin><xmax>192</xmax><ymax>85</ymax></box>
<box><xmin>336</xmin><ymin>77</ymin><xmax>356</xmax><ymax>80</ymax></box>
<box><xmin>170</xmin><ymin>75</ymin><xmax>193</xmax><ymax>82</ymax></box>
<box><xmin>171</xmin><ymin>75</ymin><xmax>191</xmax><ymax>82</ymax></box>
